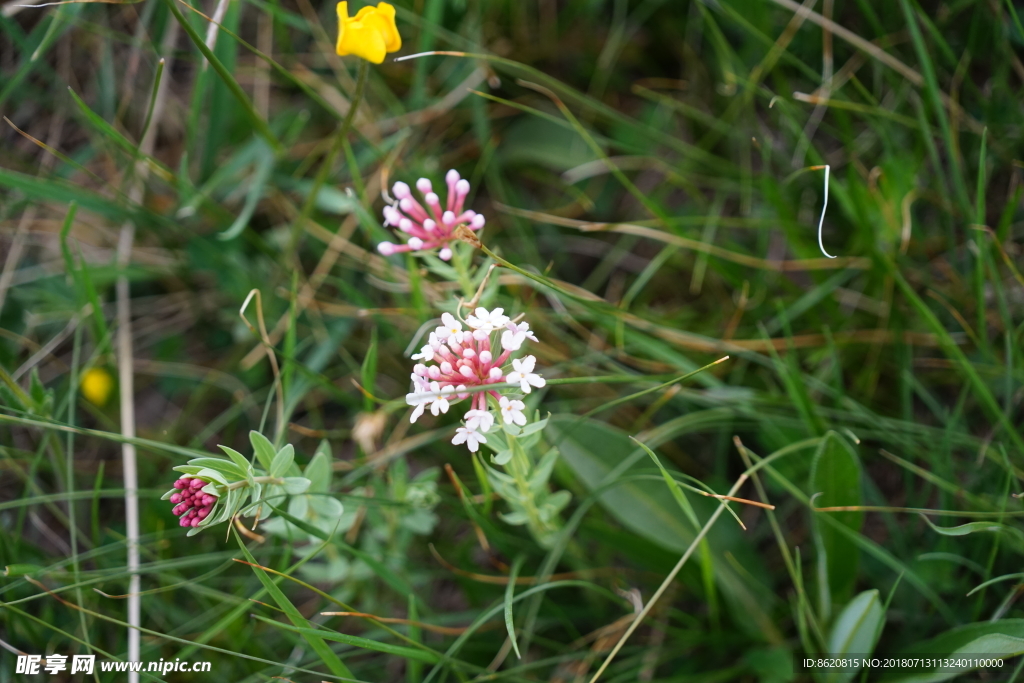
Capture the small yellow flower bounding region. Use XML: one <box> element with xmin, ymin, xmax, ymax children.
<box><xmin>81</xmin><ymin>367</ymin><xmax>114</xmax><ymax>407</ymax></box>
<box><xmin>336</xmin><ymin>2</ymin><xmax>401</xmax><ymax>64</ymax></box>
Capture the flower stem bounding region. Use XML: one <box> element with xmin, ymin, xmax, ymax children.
<box><xmin>504</xmin><ymin>435</ymin><xmax>552</xmax><ymax>544</ymax></box>
<box><xmin>450</xmin><ymin>244</ymin><xmax>476</xmax><ymax>299</ymax></box>
<box><xmin>287</xmin><ymin>59</ymin><xmax>370</xmax><ymax>258</ymax></box>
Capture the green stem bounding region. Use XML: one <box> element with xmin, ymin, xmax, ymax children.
<box><xmin>504</xmin><ymin>435</ymin><xmax>553</xmax><ymax>544</ymax></box>
<box><xmin>226</xmin><ymin>475</ymin><xmax>284</xmax><ymax>491</ymax></box>
<box><xmin>450</xmin><ymin>244</ymin><xmax>476</xmax><ymax>299</ymax></box>
<box><xmin>287</xmin><ymin>59</ymin><xmax>369</xmax><ymax>258</ymax></box>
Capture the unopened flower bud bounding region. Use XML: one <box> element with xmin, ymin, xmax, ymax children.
<box><xmin>392</xmin><ymin>181</ymin><xmax>411</xmax><ymax>199</ymax></box>
<box><xmin>416</xmin><ymin>178</ymin><xmax>432</xmax><ymax>193</ymax></box>
<box><xmin>378</xmin><ymin>242</ymin><xmax>396</xmax><ymax>256</ymax></box>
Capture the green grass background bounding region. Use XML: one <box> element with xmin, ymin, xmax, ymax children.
<box><xmin>2</xmin><ymin>0</ymin><xmax>1024</xmax><ymax>680</ymax></box>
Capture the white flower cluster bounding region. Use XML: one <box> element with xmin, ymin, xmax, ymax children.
<box><xmin>405</xmin><ymin>307</ymin><xmax>544</xmax><ymax>452</ymax></box>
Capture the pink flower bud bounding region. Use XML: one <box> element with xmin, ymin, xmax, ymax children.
<box><xmin>378</xmin><ymin>241</ymin><xmax>396</xmax><ymax>256</ymax></box>
<box><xmin>471</xmin><ymin>214</ymin><xmax>486</xmax><ymax>229</ymax></box>
<box><xmin>173</xmin><ymin>479</ymin><xmax>187</xmax><ymax>489</ymax></box>
<box><xmin>489</xmin><ymin>367</ymin><xmax>503</xmax><ymax>380</ymax></box>
<box><xmin>190</xmin><ymin>517</ymin><xmax>200</xmax><ymax>527</ymax></box>
<box><xmin>423</xmin><ymin>219</ymin><xmax>436</xmax><ymax>232</ymax></box>
<box><xmin>190</xmin><ymin>479</ymin><xmax>205</xmax><ymax>489</ymax></box>
<box><xmin>198</xmin><ymin>508</ymin><xmax>210</xmax><ymax>519</ymax></box>
<box><xmin>180</xmin><ymin>517</ymin><xmax>190</xmax><ymax>527</ymax></box>
<box><xmin>455</xmin><ymin>179</ymin><xmax>470</xmax><ymax>195</ymax></box>
<box><xmin>445</xmin><ymin>169</ymin><xmax>460</xmax><ymax>184</ymax></box>
<box><xmin>170</xmin><ymin>493</ymin><xmax>182</xmax><ymax>504</ymax></box>
<box><xmin>439</xmin><ymin>247</ymin><xmax>453</xmax><ymax>261</ymax></box>
<box><xmin>425</xmin><ymin>192</ymin><xmax>440</xmax><ymax>206</ymax></box>
<box><xmin>202</xmin><ymin>495</ymin><xmax>216</xmax><ymax>506</ymax></box>
<box><xmin>442</xmin><ymin>210</ymin><xmax>456</xmax><ymax>225</ymax></box>
<box><xmin>392</xmin><ymin>181</ymin><xmax>411</xmax><ymax>199</ymax></box>
<box><xmin>460</xmin><ymin>365</ymin><xmax>474</xmax><ymax>378</ymax></box>
<box><xmin>479</xmin><ymin>350</ymin><xmax>492</xmax><ymax>364</ymax></box>
<box><xmin>408</xmin><ymin>237</ymin><xmax>424</xmax><ymax>250</ymax></box>
<box><xmin>398</xmin><ymin>218</ymin><xmax>413</xmax><ymax>233</ymax></box>
<box><xmin>416</xmin><ymin>178</ymin><xmax>432</xmax><ymax>193</ymax></box>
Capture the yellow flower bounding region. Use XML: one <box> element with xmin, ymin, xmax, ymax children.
<box><xmin>336</xmin><ymin>2</ymin><xmax>401</xmax><ymax>64</ymax></box>
<box><xmin>81</xmin><ymin>367</ymin><xmax>114</xmax><ymax>407</ymax></box>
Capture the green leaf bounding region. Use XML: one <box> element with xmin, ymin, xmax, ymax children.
<box><xmin>195</xmin><ymin>467</ymin><xmax>230</xmax><ymax>487</ymax></box>
<box><xmin>251</xmin><ymin>616</ymin><xmax>439</xmax><ymax>663</ymax></box>
<box><xmin>249</xmin><ymin>431</ymin><xmax>276</xmax><ymax>472</ymax></box>
<box><xmin>267</xmin><ymin>503</ymin><xmax>419</xmax><ymax>603</ymax></box>
<box><xmin>186</xmin><ymin>457</ymin><xmax>246</xmax><ymax>481</ymax></box>
<box><xmin>161</xmin><ymin>0</ymin><xmax>282</xmax><ymax>153</ymax></box>
<box><xmin>811</xmin><ymin>432</ymin><xmax>864</xmax><ymax>613</ymax></box>
<box><xmin>282</xmin><ymin>477</ymin><xmax>311</xmax><ymax>495</ymax></box>
<box><xmin>504</xmin><ymin>556</ymin><xmax>525</xmax><ymax>659</ymax></box>
<box><xmin>543</xmin><ymin>490</ymin><xmax>571</xmax><ymax>516</ymax></box>
<box><xmin>234</xmin><ymin>533</ymin><xmax>354</xmax><ymax>678</ymax></box>
<box><xmin>823</xmin><ymin>589</ymin><xmax>885</xmax><ymax>683</ymax></box>
<box><xmin>218</xmin><ymin>446</ymin><xmax>255</xmax><ymax>484</ymax></box>
<box><xmin>528</xmin><ymin>447</ymin><xmax>560</xmax><ymax>494</ymax></box>
<box><xmin>305</xmin><ymin>443</ymin><xmax>332</xmax><ymax>493</ymax></box>
<box><xmin>548</xmin><ymin>412</ymin><xmax>783</xmax><ymax>643</ymax></box>
<box><xmin>885</xmin><ymin>620</ymin><xmax>1024</xmax><ymax>683</ymax></box>
<box><xmin>920</xmin><ymin>516</ymin><xmax>1024</xmax><ymax>549</ymax></box>
<box><xmin>217</xmin><ymin>140</ymin><xmax>275</xmax><ymax>240</ymax></box>
<box><xmin>361</xmin><ymin>327</ymin><xmax>378</xmax><ymax>413</ymax></box>
<box><xmin>519</xmin><ymin>417</ymin><xmax>549</xmax><ymax>437</ymax></box>
<box><xmin>492</xmin><ymin>449</ymin><xmax>513</xmax><ymax>466</ymax></box>
<box><xmin>548</xmin><ymin>415</ymin><xmax>703</xmax><ymax>554</ymax></box>
<box><xmin>66</xmin><ymin>85</ymin><xmax>174</xmax><ymax>180</ymax></box>
<box><xmin>270</xmin><ymin>444</ymin><xmax>294</xmax><ymax>478</ymax></box>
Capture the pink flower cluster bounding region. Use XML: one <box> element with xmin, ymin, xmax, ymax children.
<box><xmin>406</xmin><ymin>308</ymin><xmax>544</xmax><ymax>452</ymax></box>
<box><xmin>378</xmin><ymin>169</ymin><xmax>486</xmax><ymax>261</ymax></box>
<box><xmin>169</xmin><ymin>476</ymin><xmax>218</xmax><ymax>528</ymax></box>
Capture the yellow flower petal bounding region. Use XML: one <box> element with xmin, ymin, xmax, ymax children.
<box><xmin>81</xmin><ymin>367</ymin><xmax>114</xmax><ymax>407</ymax></box>
<box><xmin>336</xmin><ymin>2</ymin><xmax>401</xmax><ymax>63</ymax></box>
